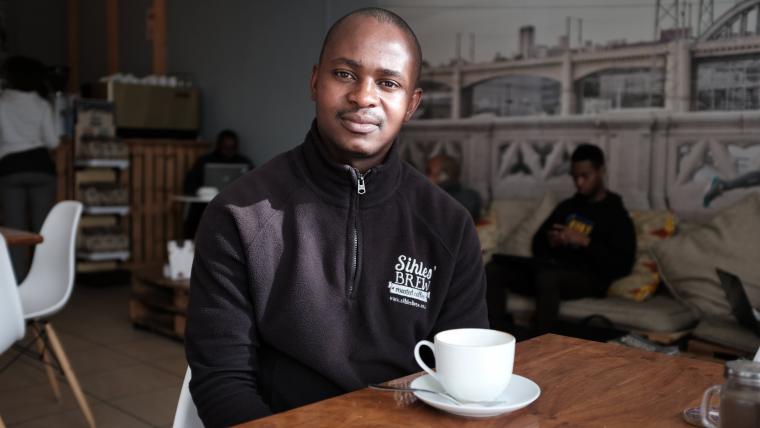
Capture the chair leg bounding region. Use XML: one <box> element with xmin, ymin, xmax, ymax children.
<box><xmin>44</xmin><ymin>323</ymin><xmax>97</xmax><ymax>428</ymax></box>
<box><xmin>32</xmin><ymin>322</ymin><xmax>61</xmax><ymax>401</ymax></box>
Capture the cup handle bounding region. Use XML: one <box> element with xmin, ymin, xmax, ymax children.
<box><xmin>414</xmin><ymin>340</ymin><xmax>439</xmax><ymax>383</ymax></box>
<box><xmin>700</xmin><ymin>384</ymin><xmax>721</xmax><ymax>428</ymax></box>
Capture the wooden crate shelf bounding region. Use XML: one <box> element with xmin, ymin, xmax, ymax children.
<box><xmin>58</xmin><ymin>138</ymin><xmax>210</xmax><ymax>273</ymax></box>
<box><xmin>130</xmin><ymin>267</ymin><xmax>190</xmax><ymax>340</ymax></box>
<box><xmin>127</xmin><ymin>139</ymin><xmax>209</xmax><ymax>271</ymax></box>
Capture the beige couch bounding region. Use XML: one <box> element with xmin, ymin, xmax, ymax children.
<box><xmin>478</xmin><ymin>193</ymin><xmax>760</xmax><ymax>353</ymax></box>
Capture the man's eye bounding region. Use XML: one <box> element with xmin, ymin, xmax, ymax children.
<box><xmin>335</xmin><ymin>71</ymin><xmax>354</xmax><ymax>80</ymax></box>
<box><xmin>379</xmin><ymin>80</ymin><xmax>400</xmax><ymax>89</ymax></box>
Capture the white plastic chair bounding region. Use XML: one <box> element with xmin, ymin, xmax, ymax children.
<box><xmin>15</xmin><ymin>201</ymin><xmax>96</xmax><ymax>428</ymax></box>
<box><xmin>0</xmin><ymin>234</ymin><xmax>24</xmax><ymax>355</ymax></box>
<box><xmin>0</xmin><ymin>234</ymin><xmax>26</xmax><ymax>428</ymax></box>
<box><xmin>173</xmin><ymin>366</ymin><xmax>204</xmax><ymax>428</ymax></box>
<box><xmin>19</xmin><ymin>201</ymin><xmax>83</xmax><ymax>318</ymax></box>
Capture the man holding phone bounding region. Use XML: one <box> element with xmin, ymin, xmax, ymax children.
<box><xmin>486</xmin><ymin>144</ymin><xmax>636</xmax><ymax>334</ymax></box>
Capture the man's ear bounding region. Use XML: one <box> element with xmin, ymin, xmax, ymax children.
<box><xmin>403</xmin><ymin>88</ymin><xmax>423</xmax><ymax>122</ymax></box>
<box><xmin>310</xmin><ymin>64</ymin><xmax>319</xmax><ymax>101</ymax></box>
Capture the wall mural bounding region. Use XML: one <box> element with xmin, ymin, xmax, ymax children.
<box><xmin>396</xmin><ymin>0</ymin><xmax>760</xmax><ymax>219</ymax></box>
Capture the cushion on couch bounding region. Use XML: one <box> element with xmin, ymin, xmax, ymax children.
<box><xmin>692</xmin><ymin>316</ymin><xmax>760</xmax><ymax>353</ymax></box>
<box><xmin>498</xmin><ymin>192</ymin><xmax>556</xmax><ymax>257</ymax></box>
<box><xmin>478</xmin><ymin>199</ymin><xmax>538</xmax><ymax>264</ymax></box>
<box><xmin>476</xmin><ymin>210</ymin><xmax>500</xmax><ymax>264</ymax></box>
<box><xmin>488</xmin><ymin>199</ymin><xmax>537</xmax><ymax>242</ymax></box>
<box><xmin>506</xmin><ymin>293</ymin><xmax>698</xmax><ymax>332</ymax></box>
<box><xmin>607</xmin><ymin>210</ymin><xmax>678</xmax><ymax>302</ymax></box>
<box><xmin>650</xmin><ymin>194</ymin><xmax>760</xmax><ymax>319</ymax></box>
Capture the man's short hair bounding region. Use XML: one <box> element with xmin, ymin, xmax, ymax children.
<box><xmin>216</xmin><ymin>129</ymin><xmax>239</xmax><ymax>145</ymax></box>
<box><xmin>318</xmin><ymin>7</ymin><xmax>423</xmax><ymax>87</ymax></box>
<box><xmin>571</xmin><ymin>144</ymin><xmax>605</xmax><ymax>169</ymax></box>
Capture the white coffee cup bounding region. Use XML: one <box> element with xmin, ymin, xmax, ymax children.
<box><xmin>414</xmin><ymin>328</ymin><xmax>515</xmax><ymax>402</ymax></box>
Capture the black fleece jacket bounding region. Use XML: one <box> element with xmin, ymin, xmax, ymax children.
<box><xmin>185</xmin><ymin>123</ymin><xmax>488</xmax><ymax>427</ymax></box>
<box><xmin>531</xmin><ymin>191</ymin><xmax>636</xmax><ymax>295</ymax></box>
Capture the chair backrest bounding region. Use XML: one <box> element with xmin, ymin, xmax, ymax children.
<box><xmin>0</xmin><ymin>235</ymin><xmax>25</xmax><ymax>353</ymax></box>
<box><xmin>173</xmin><ymin>366</ymin><xmax>204</xmax><ymax>428</ymax></box>
<box><xmin>18</xmin><ymin>201</ymin><xmax>83</xmax><ymax>319</ymax></box>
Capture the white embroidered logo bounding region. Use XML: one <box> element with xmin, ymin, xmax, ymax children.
<box><xmin>388</xmin><ymin>255</ymin><xmax>436</xmax><ymax>310</ymax></box>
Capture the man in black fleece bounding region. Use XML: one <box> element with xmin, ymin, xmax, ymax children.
<box><xmin>185</xmin><ymin>8</ymin><xmax>488</xmax><ymax>427</ymax></box>
<box><xmin>486</xmin><ymin>144</ymin><xmax>636</xmax><ymax>334</ymax></box>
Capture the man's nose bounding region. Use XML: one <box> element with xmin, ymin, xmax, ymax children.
<box><xmin>348</xmin><ymin>79</ymin><xmax>379</xmax><ymax>108</ymax></box>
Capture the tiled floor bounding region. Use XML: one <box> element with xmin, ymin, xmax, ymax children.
<box><xmin>0</xmin><ymin>282</ymin><xmax>186</xmax><ymax>427</ymax></box>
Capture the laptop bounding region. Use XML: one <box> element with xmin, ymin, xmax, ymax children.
<box><xmin>203</xmin><ymin>163</ymin><xmax>249</xmax><ymax>191</ymax></box>
<box><xmin>716</xmin><ymin>268</ymin><xmax>760</xmax><ymax>335</ymax></box>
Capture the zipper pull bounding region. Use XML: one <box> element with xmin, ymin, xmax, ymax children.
<box><xmin>357</xmin><ymin>174</ymin><xmax>366</xmax><ymax>195</ymax></box>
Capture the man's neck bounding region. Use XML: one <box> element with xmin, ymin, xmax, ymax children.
<box><xmin>346</xmin><ymin>156</ymin><xmax>385</xmax><ymax>174</ymax></box>
<box><xmin>322</xmin><ymin>143</ymin><xmax>392</xmax><ymax>174</ymax></box>
<box><xmin>590</xmin><ymin>188</ymin><xmax>608</xmax><ymax>203</ymax></box>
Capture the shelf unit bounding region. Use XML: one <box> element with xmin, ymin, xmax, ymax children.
<box><xmin>73</xmin><ymin>100</ymin><xmax>131</xmax><ymax>275</ymax></box>
<box><xmin>74</xmin><ymin>159</ymin><xmax>130</xmax><ymax>169</ymax></box>
<box><xmin>77</xmin><ymin>250</ymin><xmax>131</xmax><ymax>262</ymax></box>
<box><xmin>82</xmin><ymin>205</ymin><xmax>130</xmax><ymax>216</ymax></box>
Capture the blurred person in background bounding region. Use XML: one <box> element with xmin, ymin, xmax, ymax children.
<box><xmin>182</xmin><ymin>129</ymin><xmax>253</xmax><ymax>238</ymax></box>
<box><xmin>0</xmin><ymin>56</ymin><xmax>58</xmax><ymax>281</ymax></box>
<box><xmin>426</xmin><ymin>153</ymin><xmax>481</xmax><ymax>222</ymax></box>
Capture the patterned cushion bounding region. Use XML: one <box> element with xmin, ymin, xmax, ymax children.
<box><xmin>607</xmin><ymin>211</ymin><xmax>678</xmax><ymax>302</ymax></box>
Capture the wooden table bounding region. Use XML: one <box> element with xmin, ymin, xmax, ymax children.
<box><xmin>237</xmin><ymin>334</ymin><xmax>724</xmax><ymax>427</ymax></box>
<box><xmin>0</xmin><ymin>227</ymin><xmax>43</xmax><ymax>246</ymax></box>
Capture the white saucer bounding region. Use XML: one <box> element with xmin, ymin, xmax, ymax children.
<box><xmin>410</xmin><ymin>374</ymin><xmax>540</xmax><ymax>418</ymax></box>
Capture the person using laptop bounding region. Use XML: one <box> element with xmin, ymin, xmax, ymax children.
<box><xmin>182</xmin><ymin>129</ymin><xmax>253</xmax><ymax>238</ymax></box>
<box><xmin>185</xmin><ymin>8</ymin><xmax>488</xmax><ymax>426</ymax></box>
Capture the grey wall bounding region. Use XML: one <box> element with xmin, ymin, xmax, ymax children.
<box><xmin>166</xmin><ymin>0</ymin><xmax>377</xmax><ymax>165</ymax></box>
<box><xmin>4</xmin><ymin>0</ymin><xmax>67</xmax><ymax>66</ymax></box>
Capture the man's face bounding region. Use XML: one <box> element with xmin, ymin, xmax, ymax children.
<box><xmin>310</xmin><ymin>16</ymin><xmax>422</xmax><ymax>169</ymax></box>
<box><xmin>570</xmin><ymin>160</ymin><xmax>605</xmax><ymax>197</ymax></box>
<box><xmin>218</xmin><ymin>137</ymin><xmax>238</xmax><ymax>160</ymax></box>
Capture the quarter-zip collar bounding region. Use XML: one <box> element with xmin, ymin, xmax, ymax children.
<box><xmin>299</xmin><ymin>120</ymin><xmax>402</xmax><ymax>208</ymax></box>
